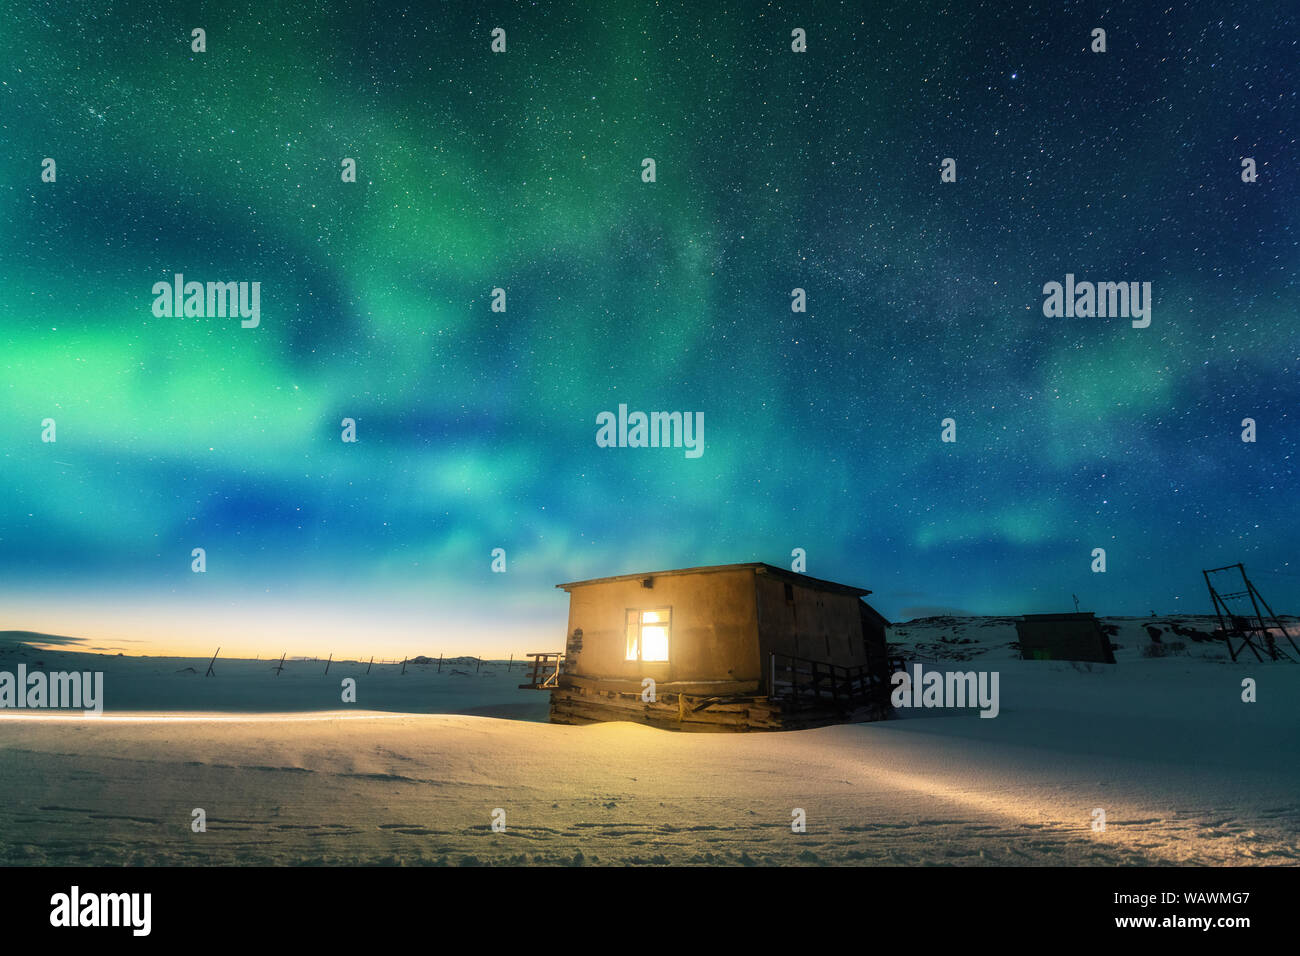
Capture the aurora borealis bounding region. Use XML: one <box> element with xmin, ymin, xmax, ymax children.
<box><xmin>1</xmin><ymin>1</ymin><xmax>1295</xmax><ymax>657</ymax></box>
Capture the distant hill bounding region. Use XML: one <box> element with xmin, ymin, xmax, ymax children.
<box><xmin>888</xmin><ymin>614</ymin><xmax>1300</xmax><ymax>663</ymax></box>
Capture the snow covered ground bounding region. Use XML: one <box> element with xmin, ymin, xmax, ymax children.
<box><xmin>0</xmin><ymin>632</ymin><xmax>548</xmax><ymax>719</ymax></box>
<box><xmin>1</xmin><ymin>617</ymin><xmax>1297</xmax><ymax>866</ymax></box>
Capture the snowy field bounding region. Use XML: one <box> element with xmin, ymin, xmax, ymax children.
<box><xmin>1</xmin><ymin>617</ymin><xmax>1297</xmax><ymax>866</ymax></box>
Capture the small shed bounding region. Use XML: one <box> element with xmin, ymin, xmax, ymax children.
<box><xmin>544</xmin><ymin>563</ymin><xmax>893</xmax><ymax>731</ymax></box>
<box><xmin>1016</xmin><ymin>612</ymin><xmax>1116</xmax><ymax>663</ymax></box>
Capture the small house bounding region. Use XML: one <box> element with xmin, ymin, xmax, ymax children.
<box><xmin>540</xmin><ymin>563</ymin><xmax>893</xmax><ymax>731</ymax></box>
<box><xmin>1016</xmin><ymin>612</ymin><xmax>1116</xmax><ymax>663</ymax></box>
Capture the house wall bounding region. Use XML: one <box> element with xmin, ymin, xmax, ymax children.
<box><xmin>562</xmin><ymin>568</ymin><xmax>761</xmax><ymax>683</ymax></box>
<box><xmin>755</xmin><ymin>575</ymin><xmax>870</xmax><ymax>671</ymax></box>
<box><xmin>1016</xmin><ymin>619</ymin><xmax>1116</xmax><ymax>663</ymax></box>
<box><xmin>860</xmin><ymin>604</ymin><xmax>891</xmax><ymax>678</ymax></box>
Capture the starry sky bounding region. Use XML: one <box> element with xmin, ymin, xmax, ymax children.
<box><xmin>1</xmin><ymin>1</ymin><xmax>1296</xmax><ymax>657</ymax></box>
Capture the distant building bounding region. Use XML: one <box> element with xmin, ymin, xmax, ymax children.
<box><xmin>1016</xmin><ymin>612</ymin><xmax>1116</xmax><ymax>663</ymax></box>
<box><xmin>539</xmin><ymin>563</ymin><xmax>893</xmax><ymax>731</ymax></box>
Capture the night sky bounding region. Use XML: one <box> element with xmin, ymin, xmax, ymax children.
<box><xmin>1</xmin><ymin>1</ymin><xmax>1295</xmax><ymax>656</ymax></box>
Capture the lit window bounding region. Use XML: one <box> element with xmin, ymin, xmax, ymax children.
<box><xmin>625</xmin><ymin>608</ymin><xmax>671</xmax><ymax>662</ymax></box>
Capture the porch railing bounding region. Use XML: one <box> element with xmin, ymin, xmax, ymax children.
<box><xmin>768</xmin><ymin>651</ymin><xmax>899</xmax><ymax>710</ymax></box>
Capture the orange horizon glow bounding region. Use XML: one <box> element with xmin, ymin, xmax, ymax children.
<box><xmin>0</xmin><ymin>589</ymin><xmax>567</xmax><ymax>661</ymax></box>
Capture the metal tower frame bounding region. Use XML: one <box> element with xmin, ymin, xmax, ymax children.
<box><xmin>1202</xmin><ymin>563</ymin><xmax>1298</xmax><ymax>662</ymax></box>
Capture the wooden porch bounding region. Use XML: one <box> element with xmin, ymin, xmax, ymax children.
<box><xmin>547</xmin><ymin>652</ymin><xmax>900</xmax><ymax>732</ymax></box>
<box><xmin>518</xmin><ymin>652</ymin><xmax>564</xmax><ymax>690</ymax></box>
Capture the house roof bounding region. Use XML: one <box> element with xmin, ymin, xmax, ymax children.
<box><xmin>556</xmin><ymin>562</ymin><xmax>872</xmax><ymax>597</ymax></box>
